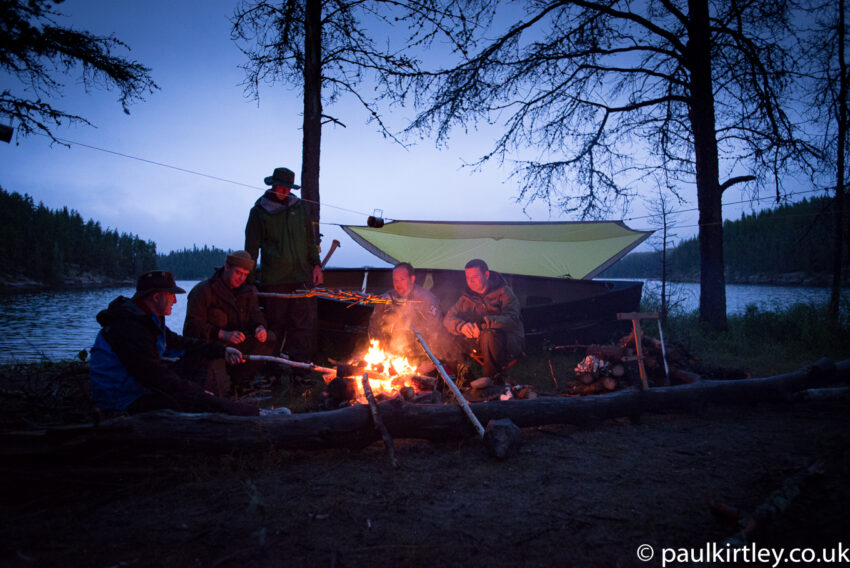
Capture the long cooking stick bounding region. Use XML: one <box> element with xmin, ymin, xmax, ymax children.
<box><xmin>410</xmin><ymin>326</ymin><xmax>485</xmax><ymax>438</ymax></box>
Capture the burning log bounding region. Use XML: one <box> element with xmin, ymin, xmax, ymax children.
<box><xmin>320</xmin><ymin>340</ymin><xmax>442</xmax><ymax>408</ymax></box>
<box><xmin>8</xmin><ymin>358</ymin><xmax>846</xmax><ymax>455</ymax></box>
<box><xmin>410</xmin><ymin>375</ymin><xmax>438</xmax><ymax>391</ymax></box>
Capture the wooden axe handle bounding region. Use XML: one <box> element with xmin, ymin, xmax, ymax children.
<box><xmin>320</xmin><ymin>239</ymin><xmax>341</xmax><ymax>269</ymax></box>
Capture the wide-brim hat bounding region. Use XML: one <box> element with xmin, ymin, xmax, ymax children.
<box><xmin>264</xmin><ymin>167</ymin><xmax>300</xmax><ymax>189</ymax></box>
<box><xmin>133</xmin><ymin>270</ymin><xmax>186</xmax><ymax>298</ymax></box>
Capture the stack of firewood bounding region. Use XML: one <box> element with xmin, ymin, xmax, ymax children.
<box><xmin>569</xmin><ymin>331</ymin><xmax>751</xmax><ymax>391</ymax></box>
<box><xmin>573</xmin><ymin>344</ymin><xmax>628</xmax><ymax>392</ymax></box>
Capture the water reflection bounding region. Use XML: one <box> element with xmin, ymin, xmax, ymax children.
<box><xmin>0</xmin><ymin>281</ymin><xmax>198</xmax><ymax>364</ymax></box>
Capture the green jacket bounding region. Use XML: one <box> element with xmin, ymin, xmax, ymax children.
<box><xmin>444</xmin><ymin>271</ymin><xmax>525</xmax><ymax>356</ymax></box>
<box><xmin>245</xmin><ymin>193</ymin><xmax>320</xmax><ymax>285</ymax></box>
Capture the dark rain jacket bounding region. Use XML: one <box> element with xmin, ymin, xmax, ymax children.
<box><xmin>444</xmin><ymin>271</ymin><xmax>525</xmax><ymax>356</ymax></box>
<box><xmin>89</xmin><ymin>296</ymin><xmax>257</xmax><ymax>415</ymax></box>
<box><xmin>183</xmin><ymin>268</ymin><xmax>267</xmax><ymax>342</ymax></box>
<box><xmin>245</xmin><ymin>193</ymin><xmax>320</xmax><ymax>285</ymax></box>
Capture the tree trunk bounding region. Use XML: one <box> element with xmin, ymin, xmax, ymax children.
<box><xmin>11</xmin><ymin>359</ymin><xmax>847</xmax><ymax>455</ymax></box>
<box><xmin>688</xmin><ymin>0</ymin><xmax>727</xmax><ymax>331</ymax></box>
<box><xmin>829</xmin><ymin>0</ymin><xmax>847</xmax><ymax>328</ymax></box>
<box><xmin>661</xmin><ymin>205</ymin><xmax>668</xmax><ymax>323</ymax></box>
<box><xmin>302</xmin><ymin>0</ymin><xmax>322</xmax><ymax>244</ymax></box>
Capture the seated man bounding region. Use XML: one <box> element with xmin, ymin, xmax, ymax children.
<box><xmin>89</xmin><ymin>270</ymin><xmax>258</xmax><ymax>416</ymax></box>
<box><xmin>444</xmin><ymin>259</ymin><xmax>525</xmax><ymax>383</ymax></box>
<box><xmin>369</xmin><ymin>262</ymin><xmax>458</xmax><ymax>362</ymax></box>
<box><xmin>183</xmin><ymin>250</ymin><xmax>277</xmax><ymax>393</ymax></box>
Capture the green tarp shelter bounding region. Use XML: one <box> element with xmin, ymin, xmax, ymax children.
<box><xmin>341</xmin><ymin>220</ymin><xmax>652</xmax><ymax>280</ymax></box>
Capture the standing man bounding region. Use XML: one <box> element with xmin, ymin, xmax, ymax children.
<box><xmin>183</xmin><ymin>250</ymin><xmax>277</xmax><ymax>394</ymax></box>
<box><xmin>245</xmin><ymin>167</ymin><xmax>322</xmax><ymax>379</ymax></box>
<box><xmin>444</xmin><ymin>259</ymin><xmax>525</xmax><ymax>383</ymax></box>
<box><xmin>89</xmin><ymin>271</ymin><xmax>259</xmax><ymax>416</ymax></box>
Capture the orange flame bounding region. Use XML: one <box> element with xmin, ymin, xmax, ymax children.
<box><xmin>353</xmin><ymin>339</ymin><xmax>418</xmax><ymax>400</ymax></box>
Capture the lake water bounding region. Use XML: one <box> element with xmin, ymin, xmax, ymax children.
<box><xmin>0</xmin><ymin>279</ymin><xmax>847</xmax><ymax>364</ymax></box>
<box><xmin>637</xmin><ymin>279</ymin><xmax>849</xmax><ymax>315</ymax></box>
<box><xmin>0</xmin><ymin>280</ymin><xmax>200</xmax><ymax>365</ymax></box>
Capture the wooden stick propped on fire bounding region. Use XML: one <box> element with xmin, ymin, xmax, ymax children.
<box><xmin>410</xmin><ymin>326</ymin><xmax>485</xmax><ymax>438</ymax></box>
<box><xmin>244</xmin><ymin>354</ymin><xmax>339</xmax><ymax>379</ymax></box>
<box><xmin>361</xmin><ymin>373</ymin><xmax>399</xmax><ymax>469</ymax></box>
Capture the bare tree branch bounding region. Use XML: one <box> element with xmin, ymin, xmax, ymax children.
<box><xmin>0</xmin><ymin>0</ymin><xmax>158</xmax><ymax>142</ymax></box>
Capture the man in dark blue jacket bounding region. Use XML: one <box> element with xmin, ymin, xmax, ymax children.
<box><xmin>89</xmin><ymin>271</ymin><xmax>258</xmax><ymax>416</ymax></box>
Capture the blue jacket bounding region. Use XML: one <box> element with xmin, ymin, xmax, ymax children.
<box><xmin>89</xmin><ymin>296</ymin><xmax>236</xmax><ymax>412</ymax></box>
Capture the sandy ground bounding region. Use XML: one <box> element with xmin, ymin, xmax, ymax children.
<box><xmin>2</xmin><ymin>397</ymin><xmax>849</xmax><ymax>568</ymax></box>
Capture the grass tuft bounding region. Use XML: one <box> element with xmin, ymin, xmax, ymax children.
<box><xmin>659</xmin><ymin>301</ymin><xmax>850</xmax><ymax>376</ymax></box>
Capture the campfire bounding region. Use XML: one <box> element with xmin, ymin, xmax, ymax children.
<box><xmin>358</xmin><ymin>339</ymin><xmax>418</xmax><ymax>396</ymax></box>
<box><xmin>323</xmin><ymin>340</ymin><xmax>439</xmax><ymax>407</ymax></box>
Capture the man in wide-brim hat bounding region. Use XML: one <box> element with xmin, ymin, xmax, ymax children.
<box><xmin>245</xmin><ymin>166</ymin><xmax>323</xmax><ymax>383</ymax></box>
<box><xmin>89</xmin><ymin>270</ymin><xmax>259</xmax><ymax>416</ymax></box>
<box><xmin>184</xmin><ymin>251</ymin><xmax>278</xmax><ymax>393</ymax></box>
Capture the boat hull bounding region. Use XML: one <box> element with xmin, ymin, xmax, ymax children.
<box><xmin>318</xmin><ymin>268</ymin><xmax>643</xmax><ymax>352</ymax></box>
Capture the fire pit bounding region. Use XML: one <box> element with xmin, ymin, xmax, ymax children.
<box><xmin>322</xmin><ymin>340</ymin><xmax>441</xmax><ymax>408</ymax></box>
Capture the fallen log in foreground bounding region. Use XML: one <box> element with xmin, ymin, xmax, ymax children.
<box><xmin>6</xmin><ymin>358</ymin><xmax>849</xmax><ymax>455</ymax></box>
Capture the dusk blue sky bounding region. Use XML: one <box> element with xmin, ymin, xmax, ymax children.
<box><xmin>0</xmin><ymin>0</ymin><xmax>813</xmax><ymax>269</ymax></box>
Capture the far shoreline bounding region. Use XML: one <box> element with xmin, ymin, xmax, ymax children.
<box><xmin>0</xmin><ymin>278</ymin><xmax>135</xmax><ymax>295</ymax></box>
<box><xmin>604</xmin><ymin>271</ymin><xmax>848</xmax><ymax>289</ymax></box>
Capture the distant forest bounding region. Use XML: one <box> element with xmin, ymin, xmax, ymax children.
<box><xmin>156</xmin><ymin>246</ymin><xmax>231</xmax><ymax>280</ymax></box>
<box><xmin>602</xmin><ymin>196</ymin><xmax>845</xmax><ymax>283</ymax></box>
<box><xmin>0</xmin><ymin>187</ymin><xmax>157</xmax><ymax>287</ymax></box>
<box><xmin>3</xmin><ymin>185</ymin><xmax>842</xmax><ymax>289</ymax></box>
<box><xmin>0</xmin><ymin>187</ymin><xmax>234</xmax><ymax>288</ymax></box>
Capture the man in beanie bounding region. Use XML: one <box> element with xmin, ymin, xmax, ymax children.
<box><xmin>89</xmin><ymin>271</ymin><xmax>259</xmax><ymax>416</ymax></box>
<box><xmin>245</xmin><ymin>167</ymin><xmax>322</xmax><ymax>382</ymax></box>
<box><xmin>184</xmin><ymin>251</ymin><xmax>277</xmax><ymax>393</ymax></box>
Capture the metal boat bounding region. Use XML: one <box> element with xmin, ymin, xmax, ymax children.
<box><xmin>319</xmin><ymin>267</ymin><xmax>642</xmax><ymax>351</ymax></box>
